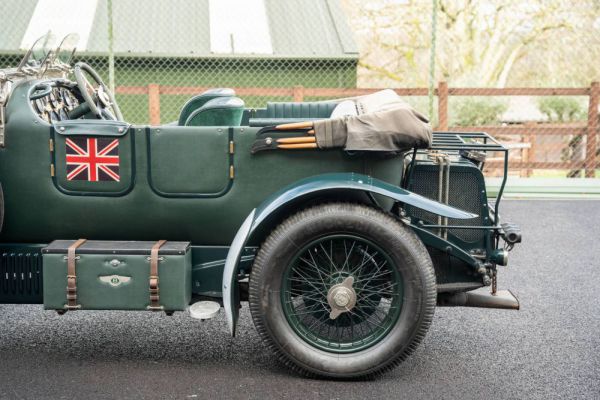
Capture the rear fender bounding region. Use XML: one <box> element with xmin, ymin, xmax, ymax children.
<box><xmin>223</xmin><ymin>172</ymin><xmax>477</xmax><ymax>335</ymax></box>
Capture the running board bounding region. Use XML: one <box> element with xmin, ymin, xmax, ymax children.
<box><xmin>437</xmin><ymin>289</ymin><xmax>520</xmax><ymax>310</ymax></box>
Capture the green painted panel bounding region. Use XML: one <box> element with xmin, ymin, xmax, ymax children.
<box><xmin>52</xmin><ymin>122</ymin><xmax>134</xmax><ymax>195</ymax></box>
<box><xmin>148</xmin><ymin>126</ymin><xmax>231</xmax><ymax>195</ymax></box>
<box><xmin>0</xmin><ymin>79</ymin><xmax>403</xmax><ymax>246</ymax></box>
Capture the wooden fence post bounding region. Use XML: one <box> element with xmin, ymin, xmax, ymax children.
<box><xmin>293</xmin><ymin>85</ymin><xmax>305</xmax><ymax>102</ymax></box>
<box><xmin>148</xmin><ymin>83</ymin><xmax>161</xmax><ymax>125</ymax></box>
<box><xmin>437</xmin><ymin>81</ymin><xmax>448</xmax><ymax>130</ymax></box>
<box><xmin>585</xmin><ymin>81</ymin><xmax>599</xmax><ymax>177</ymax></box>
<box><xmin>523</xmin><ymin>128</ymin><xmax>536</xmax><ymax>178</ymax></box>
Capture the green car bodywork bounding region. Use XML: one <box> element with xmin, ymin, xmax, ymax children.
<box><xmin>0</xmin><ymin>33</ymin><xmax>520</xmax><ymax>344</ymax></box>
<box><xmin>0</xmin><ymin>33</ymin><xmax>526</xmax><ymax>380</ymax></box>
<box><xmin>0</xmin><ymin>76</ymin><xmax>483</xmax><ymax>330</ymax></box>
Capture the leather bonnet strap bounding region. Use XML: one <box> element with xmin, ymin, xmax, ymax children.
<box><xmin>149</xmin><ymin>240</ymin><xmax>167</xmax><ymax>310</ymax></box>
<box><xmin>66</xmin><ymin>238</ymin><xmax>87</xmax><ymax>309</ymax></box>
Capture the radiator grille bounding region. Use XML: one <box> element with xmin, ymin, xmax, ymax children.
<box><xmin>408</xmin><ymin>164</ymin><xmax>484</xmax><ymax>243</ymax></box>
<box><xmin>0</xmin><ymin>249</ymin><xmax>43</xmax><ymax>303</ymax></box>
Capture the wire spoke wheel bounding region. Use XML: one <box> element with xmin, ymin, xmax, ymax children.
<box><xmin>249</xmin><ymin>203</ymin><xmax>436</xmax><ymax>378</ymax></box>
<box><xmin>282</xmin><ymin>235</ymin><xmax>403</xmax><ymax>353</ymax></box>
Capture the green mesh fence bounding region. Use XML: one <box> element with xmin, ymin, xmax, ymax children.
<box><xmin>1</xmin><ymin>0</ymin><xmax>599</xmax><ymax>177</ymax></box>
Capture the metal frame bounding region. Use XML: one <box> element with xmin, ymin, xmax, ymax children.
<box><xmin>402</xmin><ymin>131</ymin><xmax>510</xmax><ymax>276</ymax></box>
<box><xmin>406</xmin><ymin>131</ymin><xmax>508</xmax><ymax>228</ymax></box>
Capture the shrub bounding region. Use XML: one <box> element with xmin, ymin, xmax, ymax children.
<box><xmin>537</xmin><ymin>97</ymin><xmax>584</xmax><ymax>122</ymax></box>
<box><xmin>453</xmin><ymin>99</ymin><xmax>508</xmax><ymax>126</ymax></box>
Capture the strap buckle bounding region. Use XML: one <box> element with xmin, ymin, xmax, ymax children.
<box><xmin>148</xmin><ymin>240</ymin><xmax>167</xmax><ymax>311</ymax></box>
<box><xmin>65</xmin><ymin>238</ymin><xmax>87</xmax><ymax>310</ymax></box>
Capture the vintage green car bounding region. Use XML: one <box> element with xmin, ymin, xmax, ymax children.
<box><xmin>0</xmin><ymin>34</ymin><xmax>521</xmax><ymax>378</ymax></box>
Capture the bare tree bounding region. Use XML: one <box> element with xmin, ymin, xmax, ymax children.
<box><xmin>340</xmin><ymin>0</ymin><xmax>599</xmax><ymax>87</ymax></box>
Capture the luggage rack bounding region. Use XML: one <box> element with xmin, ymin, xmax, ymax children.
<box><xmin>431</xmin><ymin>131</ymin><xmax>508</xmax><ymax>152</ymax></box>
<box><xmin>405</xmin><ymin>131</ymin><xmax>509</xmax><ymax>227</ymax></box>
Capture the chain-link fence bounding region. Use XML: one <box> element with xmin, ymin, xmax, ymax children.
<box><xmin>1</xmin><ymin>0</ymin><xmax>599</xmax><ymax>177</ymax></box>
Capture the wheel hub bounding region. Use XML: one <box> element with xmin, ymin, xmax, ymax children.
<box><xmin>327</xmin><ymin>276</ymin><xmax>356</xmax><ymax>319</ymax></box>
<box><xmin>333</xmin><ymin>290</ymin><xmax>351</xmax><ymax>307</ymax></box>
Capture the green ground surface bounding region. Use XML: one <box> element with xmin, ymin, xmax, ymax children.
<box><xmin>486</xmin><ymin>177</ymin><xmax>600</xmax><ymax>199</ymax></box>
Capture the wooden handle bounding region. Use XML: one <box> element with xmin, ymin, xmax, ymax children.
<box><xmin>275</xmin><ymin>121</ymin><xmax>314</xmax><ymax>130</ymax></box>
<box><xmin>277</xmin><ymin>137</ymin><xmax>316</xmax><ymax>144</ymax></box>
<box><xmin>278</xmin><ymin>143</ymin><xmax>318</xmax><ymax>150</ymax></box>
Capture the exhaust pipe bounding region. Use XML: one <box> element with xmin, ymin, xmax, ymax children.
<box><xmin>437</xmin><ymin>289</ymin><xmax>520</xmax><ymax>310</ymax></box>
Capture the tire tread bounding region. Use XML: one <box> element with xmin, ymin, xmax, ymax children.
<box><xmin>249</xmin><ymin>203</ymin><xmax>436</xmax><ymax>379</ymax></box>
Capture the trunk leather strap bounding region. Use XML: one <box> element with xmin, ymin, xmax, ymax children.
<box><xmin>148</xmin><ymin>240</ymin><xmax>167</xmax><ymax>310</ymax></box>
<box><xmin>66</xmin><ymin>238</ymin><xmax>87</xmax><ymax>309</ymax></box>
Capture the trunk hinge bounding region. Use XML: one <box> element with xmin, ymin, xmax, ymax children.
<box><xmin>229</xmin><ymin>139</ymin><xmax>235</xmax><ymax>179</ymax></box>
<box><xmin>0</xmin><ymin>80</ymin><xmax>11</xmax><ymax>148</ymax></box>
<box><xmin>0</xmin><ymin>105</ymin><xmax>5</xmax><ymax>148</ymax></box>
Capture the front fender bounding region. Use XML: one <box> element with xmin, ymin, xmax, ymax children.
<box><xmin>223</xmin><ymin>172</ymin><xmax>477</xmax><ymax>335</ymax></box>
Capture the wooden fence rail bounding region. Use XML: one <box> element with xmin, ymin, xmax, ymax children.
<box><xmin>115</xmin><ymin>81</ymin><xmax>599</xmax><ymax>177</ymax></box>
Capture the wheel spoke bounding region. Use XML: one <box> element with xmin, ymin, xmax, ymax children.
<box><xmin>341</xmin><ymin>240</ymin><xmax>356</xmax><ymax>272</ymax></box>
<box><xmin>291</xmin><ymin>267</ymin><xmax>328</xmax><ymax>295</ymax></box>
<box><xmin>347</xmin><ymin>307</ymin><xmax>387</xmax><ymax>331</ymax></box>
<box><xmin>288</xmin><ymin>307</ymin><xmax>327</xmax><ymax>318</ymax></box>
<box><xmin>349</xmin><ymin>249</ymin><xmax>379</xmax><ymax>276</ymax></box>
<box><xmin>288</xmin><ymin>276</ymin><xmax>323</xmax><ymax>287</ymax></box>
<box><xmin>299</xmin><ymin>251</ymin><xmax>329</xmax><ymax>287</ymax></box>
<box><xmin>281</xmin><ymin>234</ymin><xmax>403</xmax><ymax>353</ymax></box>
<box><xmin>318</xmin><ymin>242</ymin><xmax>338</xmax><ymax>274</ymax></box>
<box><xmin>358</xmin><ymin>283</ymin><xmax>398</xmax><ymax>296</ymax></box>
<box><xmin>286</xmin><ymin>294</ymin><xmax>327</xmax><ymax>307</ymax></box>
<box><xmin>358</xmin><ymin>267</ymin><xmax>391</xmax><ymax>287</ymax></box>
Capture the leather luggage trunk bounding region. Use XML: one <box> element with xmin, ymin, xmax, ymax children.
<box><xmin>42</xmin><ymin>240</ymin><xmax>191</xmax><ymax>311</ymax></box>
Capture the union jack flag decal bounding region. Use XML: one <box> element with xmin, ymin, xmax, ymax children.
<box><xmin>66</xmin><ymin>137</ymin><xmax>120</xmax><ymax>182</ymax></box>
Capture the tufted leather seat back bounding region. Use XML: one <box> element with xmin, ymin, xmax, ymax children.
<box><xmin>264</xmin><ymin>102</ymin><xmax>338</xmax><ymax>119</ymax></box>
<box><xmin>184</xmin><ymin>97</ymin><xmax>245</xmax><ymax>127</ymax></box>
<box><xmin>178</xmin><ymin>88</ymin><xmax>236</xmax><ymax>126</ymax></box>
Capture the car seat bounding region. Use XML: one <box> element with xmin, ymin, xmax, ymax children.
<box><xmin>178</xmin><ymin>88</ymin><xmax>236</xmax><ymax>126</ymax></box>
<box><xmin>184</xmin><ymin>97</ymin><xmax>245</xmax><ymax>126</ymax></box>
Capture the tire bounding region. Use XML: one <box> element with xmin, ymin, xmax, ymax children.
<box><xmin>249</xmin><ymin>203</ymin><xmax>436</xmax><ymax>379</ymax></box>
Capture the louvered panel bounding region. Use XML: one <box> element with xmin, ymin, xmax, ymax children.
<box><xmin>406</xmin><ymin>160</ymin><xmax>486</xmax><ymax>245</ymax></box>
<box><xmin>0</xmin><ymin>247</ymin><xmax>43</xmax><ymax>303</ymax></box>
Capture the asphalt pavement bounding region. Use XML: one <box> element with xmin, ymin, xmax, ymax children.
<box><xmin>0</xmin><ymin>200</ymin><xmax>598</xmax><ymax>399</ymax></box>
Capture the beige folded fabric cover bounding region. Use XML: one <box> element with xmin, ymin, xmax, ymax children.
<box><xmin>313</xmin><ymin>89</ymin><xmax>432</xmax><ymax>152</ymax></box>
